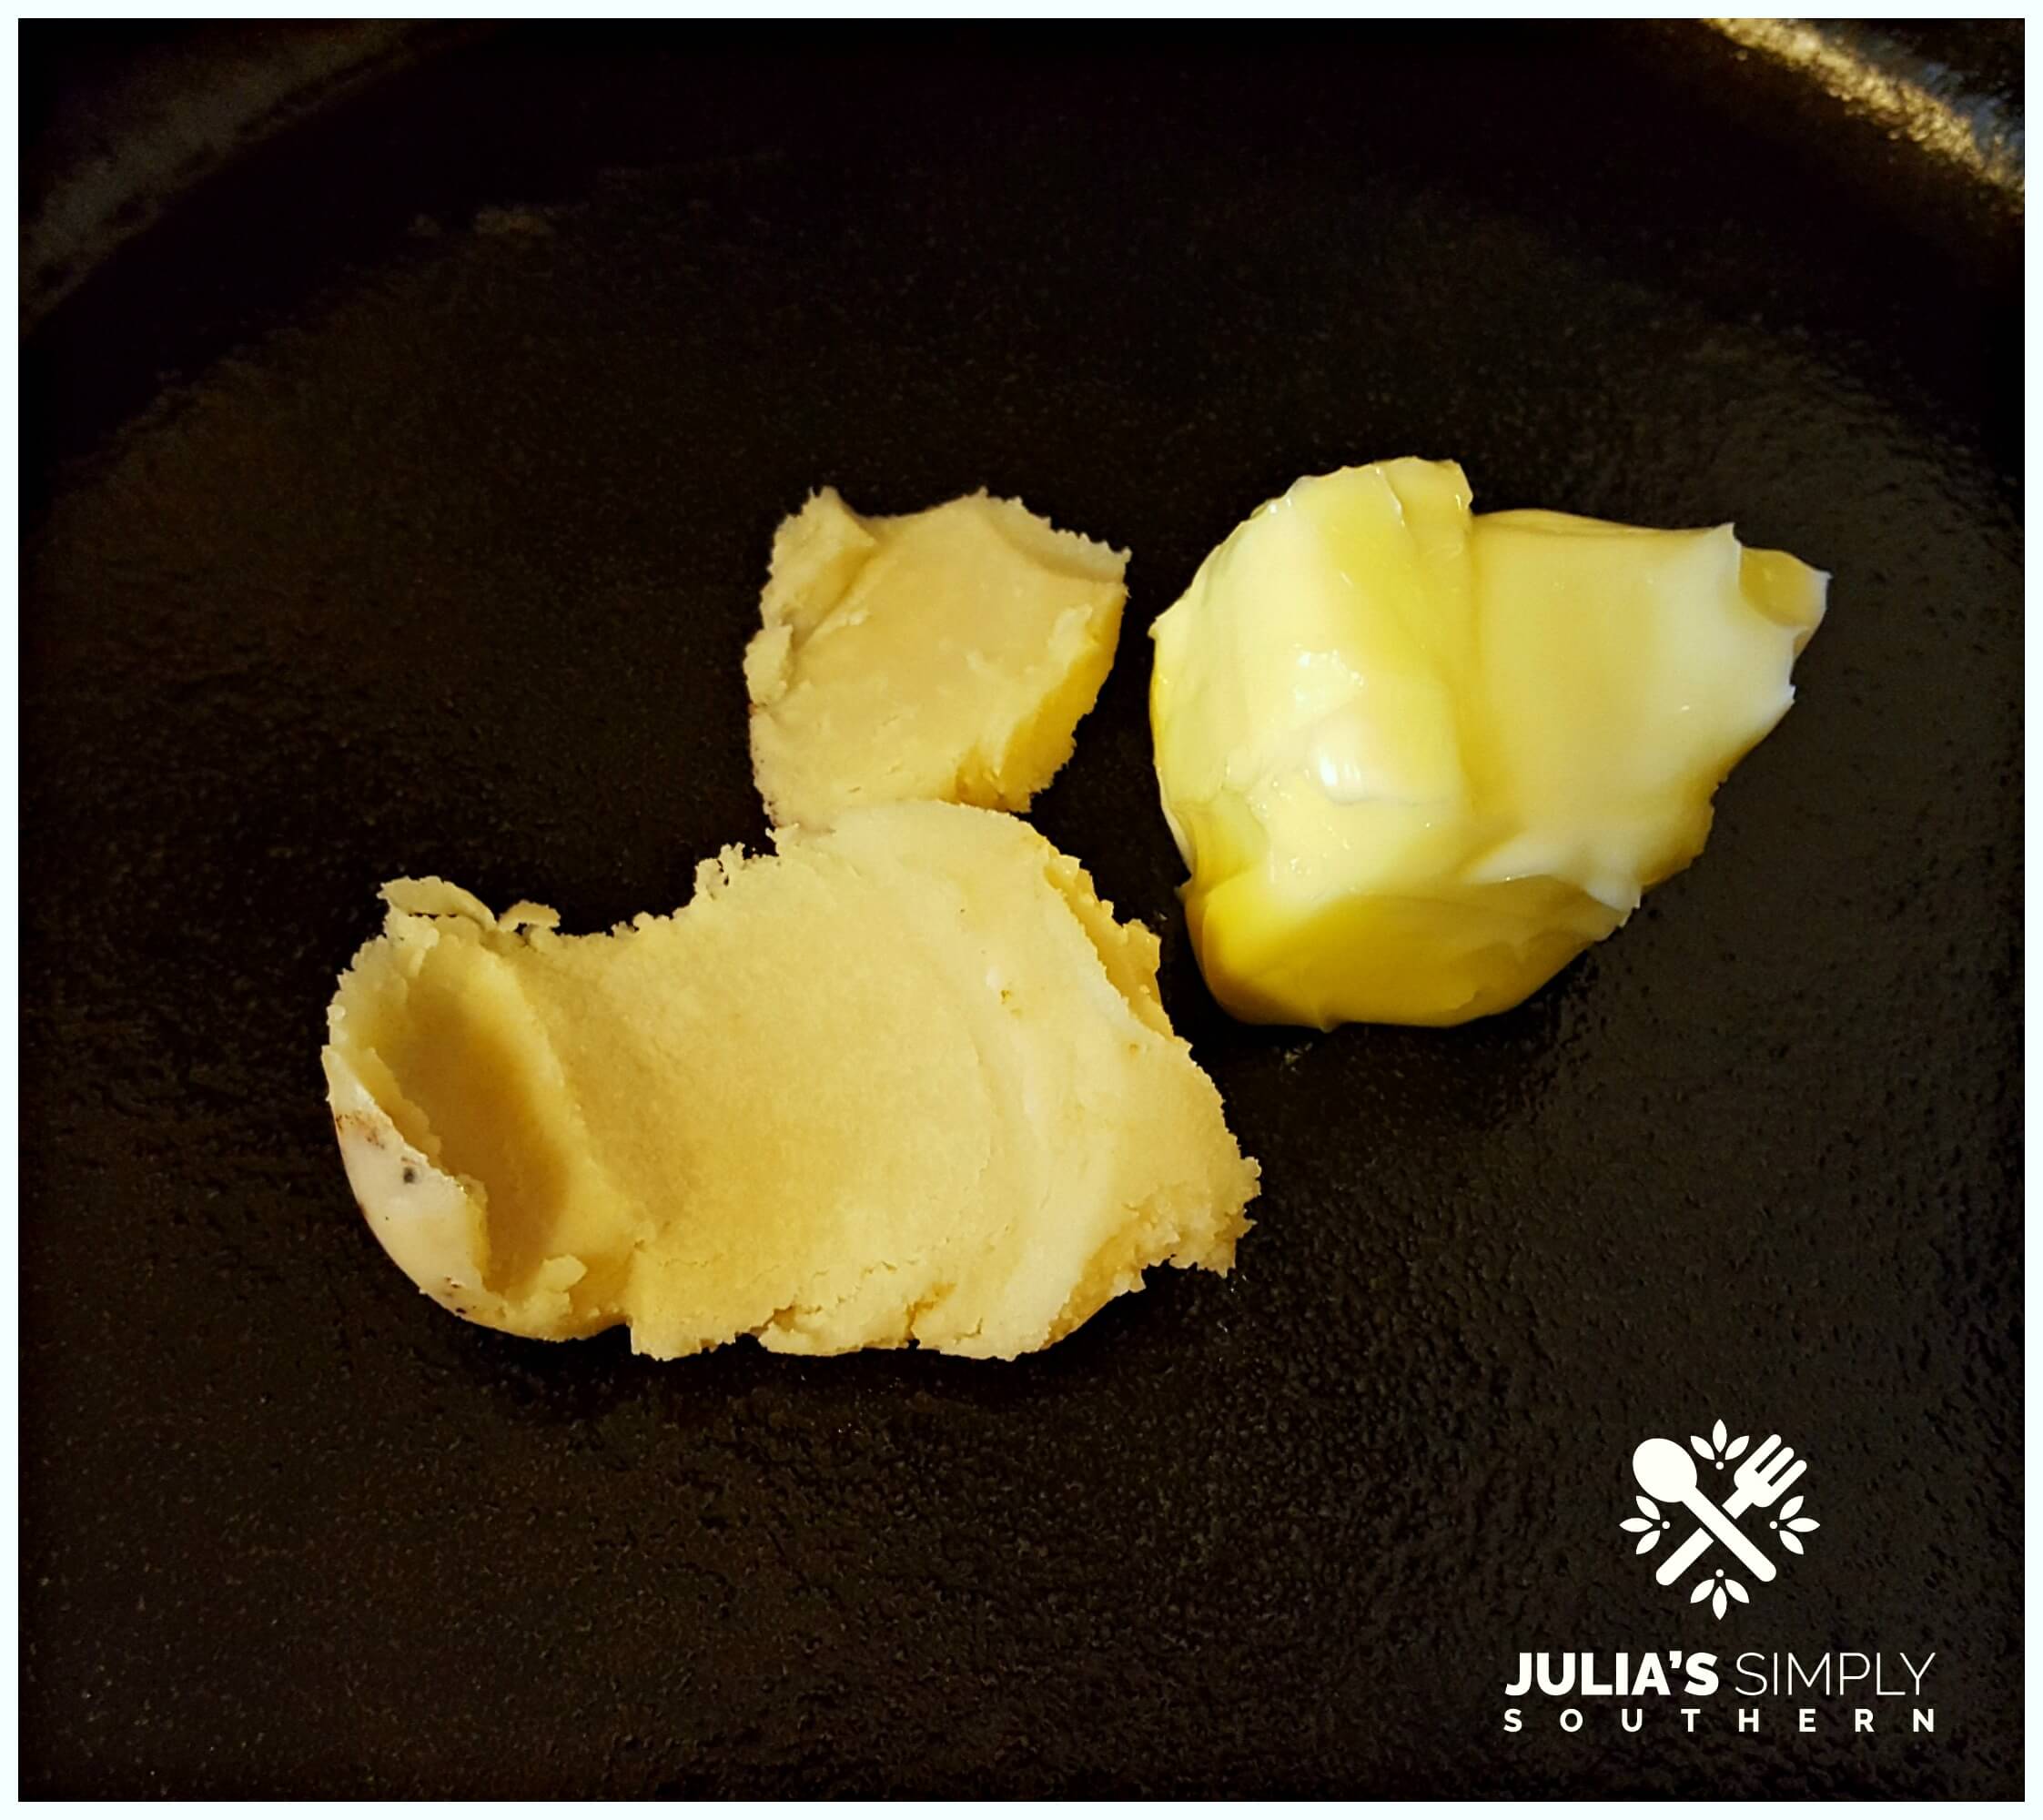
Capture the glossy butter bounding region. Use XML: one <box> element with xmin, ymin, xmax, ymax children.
<box><xmin>1150</xmin><ymin>460</ymin><xmax>1827</xmax><ymax>1027</ymax></box>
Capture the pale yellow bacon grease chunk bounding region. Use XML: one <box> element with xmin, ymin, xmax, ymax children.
<box><xmin>744</xmin><ymin>489</ymin><xmax>1127</xmax><ymax>827</ymax></box>
<box><xmin>1150</xmin><ymin>459</ymin><xmax>1827</xmax><ymax>1029</ymax></box>
<box><xmin>324</xmin><ymin>802</ymin><xmax>1257</xmax><ymax>1360</ymax></box>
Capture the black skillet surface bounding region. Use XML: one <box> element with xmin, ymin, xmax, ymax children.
<box><xmin>21</xmin><ymin>25</ymin><xmax>2023</xmax><ymax>1797</ymax></box>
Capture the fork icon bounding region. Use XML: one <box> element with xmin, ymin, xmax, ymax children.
<box><xmin>1656</xmin><ymin>1434</ymin><xmax>1807</xmax><ymax>1586</ymax></box>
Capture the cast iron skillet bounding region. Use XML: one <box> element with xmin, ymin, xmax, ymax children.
<box><xmin>20</xmin><ymin>25</ymin><xmax>2022</xmax><ymax>1797</ymax></box>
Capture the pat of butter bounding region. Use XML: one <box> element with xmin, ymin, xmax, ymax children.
<box><xmin>1149</xmin><ymin>460</ymin><xmax>1826</xmax><ymax>1028</ymax></box>
<box><xmin>746</xmin><ymin>489</ymin><xmax>1127</xmax><ymax>828</ymax></box>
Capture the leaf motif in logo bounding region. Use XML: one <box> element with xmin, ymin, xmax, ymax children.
<box><xmin>1690</xmin><ymin>1434</ymin><xmax>1714</xmax><ymax>1461</ymax></box>
<box><xmin>1724</xmin><ymin>1578</ymin><xmax>1749</xmax><ymax>1604</ymax></box>
<box><xmin>1635</xmin><ymin>1495</ymin><xmax>1660</xmax><ymax>1520</ymax></box>
<box><xmin>1788</xmin><ymin>1517</ymin><xmax>1819</xmax><ymax>1532</ymax></box>
<box><xmin>1690</xmin><ymin>1581</ymin><xmax>1714</xmax><ymax>1604</ymax></box>
<box><xmin>1712</xmin><ymin>1419</ymin><xmax>1728</xmax><ymax>1451</ymax></box>
<box><xmin>1780</xmin><ymin>1532</ymin><xmax>1804</xmax><ymax>1554</ymax></box>
<box><xmin>1711</xmin><ymin>1587</ymin><xmax>1728</xmax><ymax>1619</ymax></box>
<box><xmin>1726</xmin><ymin>1433</ymin><xmax>1749</xmax><ymax>1460</ymax></box>
<box><xmin>1781</xmin><ymin>1494</ymin><xmax>1804</xmax><ymax>1520</ymax></box>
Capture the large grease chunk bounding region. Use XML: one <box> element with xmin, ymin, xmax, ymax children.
<box><xmin>1150</xmin><ymin>460</ymin><xmax>1827</xmax><ymax>1028</ymax></box>
<box><xmin>323</xmin><ymin>803</ymin><xmax>1257</xmax><ymax>1360</ymax></box>
<box><xmin>744</xmin><ymin>489</ymin><xmax>1127</xmax><ymax>827</ymax></box>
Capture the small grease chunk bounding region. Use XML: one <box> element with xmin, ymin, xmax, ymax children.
<box><xmin>324</xmin><ymin>803</ymin><xmax>1257</xmax><ymax>1360</ymax></box>
<box><xmin>745</xmin><ymin>489</ymin><xmax>1127</xmax><ymax>828</ymax></box>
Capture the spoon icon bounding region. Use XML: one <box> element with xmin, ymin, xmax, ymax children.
<box><xmin>1632</xmin><ymin>1438</ymin><xmax>1775</xmax><ymax>1583</ymax></box>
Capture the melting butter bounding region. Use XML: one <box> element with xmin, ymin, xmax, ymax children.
<box><xmin>1149</xmin><ymin>460</ymin><xmax>1826</xmax><ymax>1028</ymax></box>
